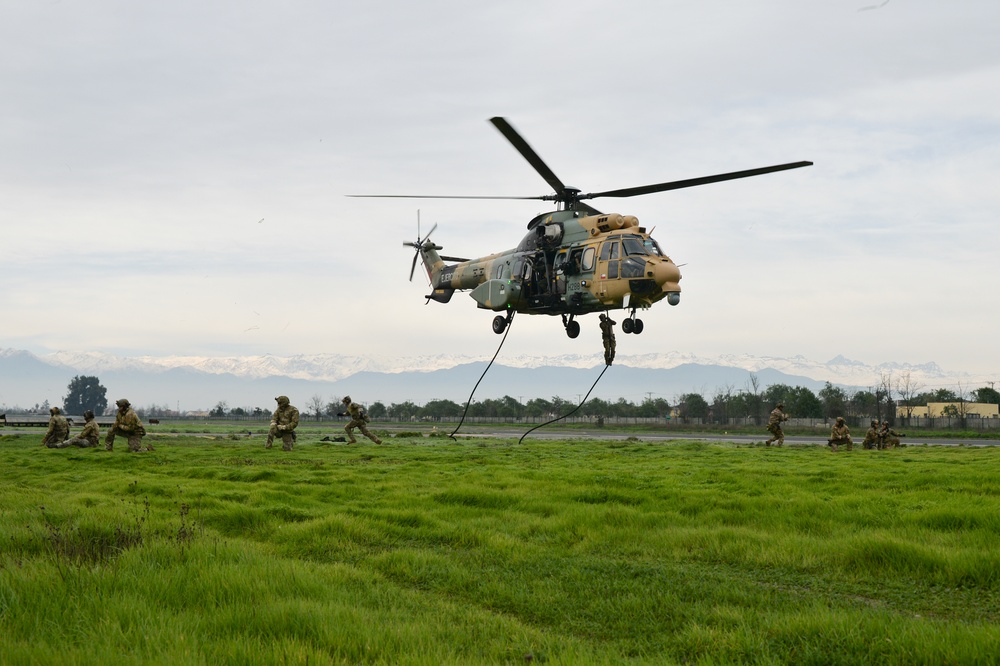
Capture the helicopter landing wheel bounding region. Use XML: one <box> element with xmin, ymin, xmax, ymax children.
<box><xmin>622</xmin><ymin>318</ymin><xmax>634</xmax><ymax>334</ymax></box>
<box><xmin>492</xmin><ymin>315</ymin><xmax>507</xmax><ymax>335</ymax></box>
<box><xmin>633</xmin><ymin>318</ymin><xmax>644</xmax><ymax>334</ymax></box>
<box><xmin>566</xmin><ymin>319</ymin><xmax>580</xmax><ymax>338</ymax></box>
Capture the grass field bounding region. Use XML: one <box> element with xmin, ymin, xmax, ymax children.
<box><xmin>2</xmin><ymin>431</ymin><xmax>998</xmax><ymax>664</ymax></box>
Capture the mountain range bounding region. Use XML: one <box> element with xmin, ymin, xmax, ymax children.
<box><xmin>0</xmin><ymin>346</ymin><xmax>966</xmax><ymax>413</ymax></box>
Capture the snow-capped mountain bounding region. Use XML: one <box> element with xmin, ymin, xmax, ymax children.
<box><xmin>31</xmin><ymin>348</ymin><xmax>954</xmax><ymax>387</ymax></box>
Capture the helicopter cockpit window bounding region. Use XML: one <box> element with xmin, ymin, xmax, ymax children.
<box><xmin>643</xmin><ymin>238</ymin><xmax>664</xmax><ymax>256</ymax></box>
<box><xmin>495</xmin><ymin>264</ymin><xmax>505</xmax><ymax>280</ymax></box>
<box><xmin>600</xmin><ymin>241</ymin><xmax>620</xmax><ymax>261</ymax></box>
<box><xmin>621</xmin><ymin>256</ymin><xmax>645</xmax><ymax>278</ymax></box>
<box><xmin>581</xmin><ymin>247</ymin><xmax>596</xmax><ymax>272</ymax></box>
<box><xmin>622</xmin><ymin>237</ymin><xmax>648</xmax><ymax>256</ymax></box>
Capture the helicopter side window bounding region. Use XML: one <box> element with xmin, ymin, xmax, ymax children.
<box><xmin>564</xmin><ymin>249</ymin><xmax>583</xmax><ymax>275</ymax></box>
<box><xmin>600</xmin><ymin>241</ymin><xmax>620</xmax><ymax>261</ymax></box>
<box><xmin>554</xmin><ymin>252</ymin><xmax>567</xmax><ymax>272</ymax></box>
<box><xmin>622</xmin><ymin>237</ymin><xmax>648</xmax><ymax>256</ymax></box>
<box><xmin>643</xmin><ymin>238</ymin><xmax>663</xmax><ymax>256</ymax></box>
<box><xmin>607</xmin><ymin>260</ymin><xmax>619</xmax><ymax>279</ymax></box>
<box><xmin>495</xmin><ymin>264</ymin><xmax>506</xmax><ymax>280</ymax></box>
<box><xmin>581</xmin><ymin>247</ymin><xmax>596</xmax><ymax>272</ymax></box>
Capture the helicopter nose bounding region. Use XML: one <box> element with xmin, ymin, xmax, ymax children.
<box><xmin>650</xmin><ymin>259</ymin><xmax>681</xmax><ymax>287</ymax></box>
<box><xmin>648</xmin><ymin>259</ymin><xmax>682</xmax><ymax>305</ymax></box>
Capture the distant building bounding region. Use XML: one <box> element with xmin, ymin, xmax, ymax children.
<box><xmin>898</xmin><ymin>402</ymin><xmax>1000</xmax><ymax>419</ymax></box>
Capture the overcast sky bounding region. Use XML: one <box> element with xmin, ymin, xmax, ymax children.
<box><xmin>3</xmin><ymin>1</ymin><xmax>999</xmax><ymax>381</ymax></box>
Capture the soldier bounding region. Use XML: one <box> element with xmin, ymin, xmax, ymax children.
<box><xmin>828</xmin><ymin>416</ymin><xmax>853</xmax><ymax>452</ymax></box>
<box><xmin>105</xmin><ymin>399</ymin><xmax>151</xmax><ymax>452</ymax></box>
<box><xmin>765</xmin><ymin>402</ymin><xmax>789</xmax><ymax>446</ymax></box>
<box><xmin>42</xmin><ymin>406</ymin><xmax>70</xmax><ymax>447</ymax></box>
<box><xmin>339</xmin><ymin>395</ymin><xmax>382</xmax><ymax>444</ymax></box>
<box><xmin>49</xmin><ymin>410</ymin><xmax>100</xmax><ymax>448</ymax></box>
<box><xmin>862</xmin><ymin>420</ymin><xmax>879</xmax><ymax>450</ymax></box>
<box><xmin>599</xmin><ymin>313</ymin><xmax>616</xmax><ymax>366</ymax></box>
<box><xmin>880</xmin><ymin>420</ymin><xmax>905</xmax><ymax>448</ymax></box>
<box><xmin>266</xmin><ymin>395</ymin><xmax>299</xmax><ymax>451</ymax></box>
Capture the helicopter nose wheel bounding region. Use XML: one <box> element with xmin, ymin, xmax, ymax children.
<box><xmin>561</xmin><ymin>314</ymin><xmax>581</xmax><ymax>338</ymax></box>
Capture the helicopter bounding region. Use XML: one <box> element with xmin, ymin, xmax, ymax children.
<box><xmin>354</xmin><ymin>117</ymin><xmax>811</xmax><ymax>339</ymax></box>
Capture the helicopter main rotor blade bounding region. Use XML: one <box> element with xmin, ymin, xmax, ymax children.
<box><xmin>409</xmin><ymin>251</ymin><xmax>419</xmax><ymax>281</ymax></box>
<box><xmin>348</xmin><ymin>194</ymin><xmax>545</xmax><ymax>200</ymax></box>
<box><xmin>489</xmin><ymin>117</ymin><xmax>568</xmax><ymax>196</ymax></box>
<box><xmin>581</xmin><ymin>161</ymin><xmax>813</xmax><ymax>200</ymax></box>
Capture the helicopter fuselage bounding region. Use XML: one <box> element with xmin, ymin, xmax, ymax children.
<box><xmin>417</xmin><ymin>209</ymin><xmax>680</xmax><ymax>335</ymax></box>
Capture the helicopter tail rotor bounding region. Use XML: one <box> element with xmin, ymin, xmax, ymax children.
<box><xmin>403</xmin><ymin>210</ymin><xmax>439</xmax><ymax>282</ymax></box>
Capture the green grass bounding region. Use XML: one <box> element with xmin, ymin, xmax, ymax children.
<box><xmin>1</xmin><ymin>432</ymin><xmax>998</xmax><ymax>664</ymax></box>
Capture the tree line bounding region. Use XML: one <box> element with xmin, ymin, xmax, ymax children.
<box><xmin>9</xmin><ymin>372</ymin><xmax>998</xmax><ymax>426</ymax></box>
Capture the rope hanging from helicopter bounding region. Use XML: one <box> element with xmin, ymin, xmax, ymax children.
<box><xmin>448</xmin><ymin>310</ymin><xmax>516</xmax><ymax>440</ymax></box>
<box><xmin>518</xmin><ymin>363</ymin><xmax>610</xmax><ymax>445</ymax></box>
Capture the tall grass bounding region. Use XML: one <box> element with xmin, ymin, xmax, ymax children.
<box><xmin>1</xmin><ymin>433</ymin><xmax>998</xmax><ymax>664</ymax></box>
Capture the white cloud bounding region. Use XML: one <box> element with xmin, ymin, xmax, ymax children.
<box><xmin>2</xmin><ymin>0</ymin><xmax>999</xmax><ymax>376</ymax></box>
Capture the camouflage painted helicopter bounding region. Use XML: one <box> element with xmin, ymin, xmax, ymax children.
<box><xmin>355</xmin><ymin>117</ymin><xmax>811</xmax><ymax>338</ymax></box>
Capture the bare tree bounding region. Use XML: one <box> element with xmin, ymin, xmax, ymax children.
<box><xmin>894</xmin><ymin>371</ymin><xmax>924</xmax><ymax>427</ymax></box>
<box><xmin>945</xmin><ymin>381</ymin><xmax>971</xmax><ymax>429</ymax></box>
<box><xmin>712</xmin><ymin>383</ymin><xmax>735</xmax><ymax>426</ymax></box>
<box><xmin>307</xmin><ymin>394</ymin><xmax>325</xmax><ymax>421</ymax></box>
<box><xmin>746</xmin><ymin>372</ymin><xmax>764</xmax><ymax>426</ymax></box>
<box><xmin>877</xmin><ymin>370</ymin><xmax>894</xmax><ymax>424</ymax></box>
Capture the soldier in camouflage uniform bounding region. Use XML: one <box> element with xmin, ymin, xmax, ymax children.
<box><xmin>266</xmin><ymin>395</ymin><xmax>299</xmax><ymax>450</ymax></box>
<box><xmin>49</xmin><ymin>410</ymin><xmax>100</xmax><ymax>448</ymax></box>
<box><xmin>879</xmin><ymin>420</ymin><xmax>905</xmax><ymax>448</ymax></box>
<box><xmin>862</xmin><ymin>420</ymin><xmax>879</xmax><ymax>450</ymax></box>
<box><xmin>340</xmin><ymin>395</ymin><xmax>382</xmax><ymax>444</ymax></box>
<box><xmin>105</xmin><ymin>398</ymin><xmax>151</xmax><ymax>452</ymax></box>
<box><xmin>42</xmin><ymin>406</ymin><xmax>70</xmax><ymax>447</ymax></box>
<box><xmin>599</xmin><ymin>314</ymin><xmax>616</xmax><ymax>366</ymax></box>
<box><xmin>828</xmin><ymin>416</ymin><xmax>853</xmax><ymax>452</ymax></box>
<box><xmin>765</xmin><ymin>402</ymin><xmax>788</xmax><ymax>446</ymax></box>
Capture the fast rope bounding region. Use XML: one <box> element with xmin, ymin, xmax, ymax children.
<box><xmin>518</xmin><ymin>362</ymin><xmax>610</xmax><ymax>445</ymax></box>
<box><xmin>449</xmin><ymin>311</ymin><xmax>516</xmax><ymax>440</ymax></box>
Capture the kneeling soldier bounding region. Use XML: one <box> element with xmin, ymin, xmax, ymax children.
<box><xmin>267</xmin><ymin>395</ymin><xmax>299</xmax><ymax>451</ymax></box>
<box><xmin>105</xmin><ymin>399</ymin><xmax>151</xmax><ymax>452</ymax></box>
<box><xmin>828</xmin><ymin>416</ymin><xmax>853</xmax><ymax>452</ymax></box>
<box><xmin>862</xmin><ymin>420</ymin><xmax>879</xmax><ymax>450</ymax></box>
